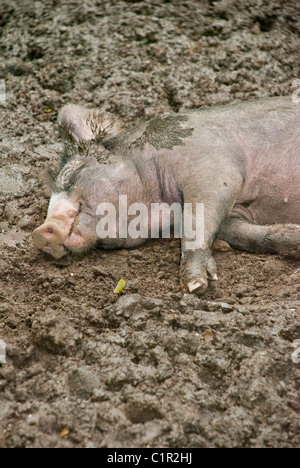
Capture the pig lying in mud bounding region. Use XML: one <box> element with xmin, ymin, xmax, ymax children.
<box><xmin>33</xmin><ymin>96</ymin><xmax>300</xmax><ymax>295</ymax></box>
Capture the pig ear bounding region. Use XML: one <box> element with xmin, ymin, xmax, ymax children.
<box><xmin>39</xmin><ymin>166</ymin><xmax>59</xmax><ymax>198</ymax></box>
<box><xmin>58</xmin><ymin>104</ymin><xmax>124</xmax><ymax>149</ymax></box>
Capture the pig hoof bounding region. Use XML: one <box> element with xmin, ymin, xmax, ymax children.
<box><xmin>188</xmin><ymin>279</ymin><xmax>208</xmax><ymax>295</ymax></box>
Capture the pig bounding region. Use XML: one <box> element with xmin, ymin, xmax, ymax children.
<box><xmin>33</xmin><ymin>96</ymin><xmax>300</xmax><ymax>294</ymax></box>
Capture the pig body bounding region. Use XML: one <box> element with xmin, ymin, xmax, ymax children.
<box><xmin>33</xmin><ymin>96</ymin><xmax>300</xmax><ymax>294</ymax></box>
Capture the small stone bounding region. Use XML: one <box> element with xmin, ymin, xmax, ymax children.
<box><xmin>207</xmin><ymin>301</ymin><xmax>233</xmax><ymax>313</ymax></box>
<box><xmin>27</xmin><ymin>414</ymin><xmax>39</xmax><ymax>426</ymax></box>
<box><xmin>219</xmin><ymin>302</ymin><xmax>234</xmax><ymax>313</ymax></box>
<box><xmin>212</xmin><ymin>239</ymin><xmax>232</xmax><ymax>252</ymax></box>
<box><xmin>115</xmin><ymin>294</ymin><xmax>142</xmax><ymax>317</ymax></box>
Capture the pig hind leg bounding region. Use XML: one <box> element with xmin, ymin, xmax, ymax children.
<box><xmin>219</xmin><ymin>217</ymin><xmax>300</xmax><ymax>258</ymax></box>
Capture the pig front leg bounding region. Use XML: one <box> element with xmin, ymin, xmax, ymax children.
<box><xmin>178</xmin><ymin>158</ymin><xmax>245</xmax><ymax>295</ymax></box>
<box><xmin>181</xmin><ymin>243</ymin><xmax>218</xmax><ymax>295</ymax></box>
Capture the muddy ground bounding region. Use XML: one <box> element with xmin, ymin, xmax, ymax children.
<box><xmin>0</xmin><ymin>0</ymin><xmax>300</xmax><ymax>448</ymax></box>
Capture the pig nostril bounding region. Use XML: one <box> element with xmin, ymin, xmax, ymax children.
<box><xmin>42</xmin><ymin>229</ymin><xmax>57</xmax><ymax>241</ymax></box>
<box><xmin>33</xmin><ymin>224</ymin><xmax>64</xmax><ymax>247</ymax></box>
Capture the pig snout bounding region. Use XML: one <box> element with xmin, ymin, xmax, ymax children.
<box><xmin>33</xmin><ymin>193</ymin><xmax>80</xmax><ymax>259</ymax></box>
<box><xmin>32</xmin><ymin>221</ymin><xmax>69</xmax><ymax>259</ymax></box>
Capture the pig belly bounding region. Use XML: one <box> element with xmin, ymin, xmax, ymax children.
<box><xmin>231</xmin><ymin>113</ymin><xmax>300</xmax><ymax>226</ymax></box>
<box><xmin>232</xmin><ymin>185</ymin><xmax>300</xmax><ymax>225</ymax></box>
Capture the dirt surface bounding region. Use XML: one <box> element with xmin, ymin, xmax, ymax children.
<box><xmin>0</xmin><ymin>0</ymin><xmax>300</xmax><ymax>448</ymax></box>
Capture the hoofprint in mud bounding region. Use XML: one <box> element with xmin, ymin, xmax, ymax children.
<box><xmin>33</xmin><ymin>96</ymin><xmax>300</xmax><ymax>295</ymax></box>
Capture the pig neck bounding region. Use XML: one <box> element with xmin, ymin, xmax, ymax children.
<box><xmin>108</xmin><ymin>153</ymin><xmax>173</xmax><ymax>208</ymax></box>
<box><xmin>130</xmin><ymin>144</ymin><xmax>183</xmax><ymax>206</ymax></box>
<box><xmin>103</xmin><ymin>127</ymin><xmax>182</xmax><ymax>206</ymax></box>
